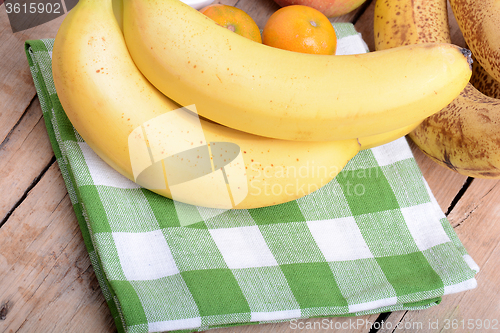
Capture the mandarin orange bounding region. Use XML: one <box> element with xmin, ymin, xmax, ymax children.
<box><xmin>200</xmin><ymin>4</ymin><xmax>262</xmax><ymax>43</ymax></box>
<box><xmin>262</xmin><ymin>5</ymin><xmax>337</xmax><ymax>55</ymax></box>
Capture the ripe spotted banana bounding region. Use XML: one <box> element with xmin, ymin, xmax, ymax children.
<box><xmin>52</xmin><ymin>0</ymin><xmax>360</xmax><ymax>210</ymax></box>
<box><xmin>122</xmin><ymin>0</ymin><xmax>472</xmax><ymax>142</ymax></box>
<box><xmin>470</xmin><ymin>57</ymin><xmax>500</xmax><ymax>99</ymax></box>
<box><xmin>449</xmin><ymin>0</ymin><xmax>500</xmax><ymax>84</ymax></box>
<box><xmin>374</xmin><ymin>0</ymin><xmax>500</xmax><ymax>178</ymax></box>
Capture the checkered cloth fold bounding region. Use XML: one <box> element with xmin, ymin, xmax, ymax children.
<box><xmin>25</xmin><ymin>23</ymin><xmax>479</xmax><ymax>333</ymax></box>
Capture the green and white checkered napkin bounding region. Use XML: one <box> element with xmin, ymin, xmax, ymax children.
<box><xmin>25</xmin><ymin>23</ymin><xmax>479</xmax><ymax>333</ymax></box>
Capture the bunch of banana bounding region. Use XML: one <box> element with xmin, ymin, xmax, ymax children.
<box><xmin>121</xmin><ymin>0</ymin><xmax>471</xmax><ymax>142</ymax></box>
<box><xmin>52</xmin><ymin>0</ymin><xmax>471</xmax><ymax>210</ymax></box>
<box><xmin>374</xmin><ymin>0</ymin><xmax>500</xmax><ymax>178</ymax></box>
<box><xmin>53</xmin><ymin>0</ymin><xmax>361</xmax><ymax>210</ymax></box>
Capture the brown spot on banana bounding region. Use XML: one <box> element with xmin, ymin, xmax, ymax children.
<box><xmin>449</xmin><ymin>0</ymin><xmax>500</xmax><ymax>83</ymax></box>
<box><xmin>374</xmin><ymin>0</ymin><xmax>500</xmax><ymax>178</ymax></box>
<box><xmin>470</xmin><ymin>51</ymin><xmax>500</xmax><ymax>99</ymax></box>
<box><xmin>410</xmin><ymin>84</ymin><xmax>500</xmax><ymax>178</ymax></box>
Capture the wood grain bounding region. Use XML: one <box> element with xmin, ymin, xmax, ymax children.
<box><xmin>0</xmin><ymin>97</ymin><xmax>54</xmax><ymax>224</ymax></box>
<box><xmin>0</xmin><ymin>5</ymin><xmax>66</xmax><ymax>147</ymax></box>
<box><xmin>0</xmin><ymin>163</ymin><xmax>116</xmax><ymax>333</ymax></box>
<box><xmin>409</xmin><ymin>141</ymin><xmax>469</xmax><ymax>213</ymax></box>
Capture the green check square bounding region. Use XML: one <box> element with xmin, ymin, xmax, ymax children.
<box><xmin>141</xmin><ymin>189</ymin><xmax>181</xmax><ymax>228</ymax></box>
<box><xmin>131</xmin><ymin>275</ymin><xmax>200</xmax><ymax>323</ymax></box>
<box><xmin>97</xmin><ymin>187</ymin><xmax>161</xmax><ymax>233</ymax></box>
<box><xmin>55</xmin><ymin>109</ymin><xmax>79</xmax><ymax>142</ymax></box>
<box><xmin>181</xmin><ymin>269</ymin><xmax>250</xmax><ymax>317</ymax></box>
<box><xmin>296</xmin><ymin>179</ymin><xmax>353</xmax><ymax>220</ymax></box>
<box><xmin>249</xmin><ymin>200</ymin><xmax>306</xmax><ymax>225</ymax></box>
<box><xmin>259</xmin><ymin>222</ymin><xmax>325</xmax><ymax>265</ymax></box>
<box><xmin>423</xmin><ymin>242</ymin><xmax>476</xmax><ymax>287</ymax></box>
<box><xmin>440</xmin><ymin>217</ymin><xmax>469</xmax><ymax>257</ymax></box>
<box><xmin>328</xmin><ymin>258</ymin><xmax>396</xmax><ymax>305</ymax></box>
<box><xmin>342</xmin><ymin>148</ymin><xmax>379</xmax><ymax>170</ymax></box>
<box><xmin>162</xmin><ymin>228</ymin><xmax>227</xmax><ymax>272</ymax></box>
<box><xmin>280</xmin><ymin>262</ymin><xmax>348</xmax><ymax>309</ymax></box>
<box><xmin>93</xmin><ymin>233</ymin><xmax>127</xmax><ymax>281</ymax></box>
<box><xmin>382</xmin><ymin>160</ymin><xmax>431</xmax><ymax>208</ymax></box>
<box><xmin>337</xmin><ymin>166</ymin><xmax>399</xmax><ymax>216</ymax></box>
<box><xmin>376</xmin><ymin>252</ymin><xmax>444</xmax><ymax>297</ymax></box>
<box><xmin>64</xmin><ymin>141</ymin><xmax>93</xmax><ymax>187</ymax></box>
<box><xmin>111</xmin><ymin>280</ymin><xmax>148</xmax><ymax>327</ymax></box>
<box><xmin>356</xmin><ymin>210</ymin><xmax>420</xmax><ymax>257</ymax></box>
<box><xmin>79</xmin><ymin>186</ymin><xmax>112</xmax><ymax>234</ymax></box>
<box><xmin>232</xmin><ymin>266</ymin><xmax>300</xmax><ymax>313</ymax></box>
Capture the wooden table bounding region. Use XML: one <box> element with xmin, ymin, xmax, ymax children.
<box><xmin>1</xmin><ymin>1</ymin><xmax>499</xmax><ymax>332</ymax></box>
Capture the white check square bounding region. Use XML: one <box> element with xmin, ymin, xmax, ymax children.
<box><xmin>401</xmin><ymin>203</ymin><xmax>450</xmax><ymax>251</ymax></box>
<box><xmin>307</xmin><ymin>217</ymin><xmax>373</xmax><ymax>261</ymax></box>
<box><xmin>209</xmin><ymin>226</ymin><xmax>278</xmax><ymax>269</ymax></box>
<box><xmin>371</xmin><ymin>138</ymin><xmax>413</xmax><ymax>167</ymax></box>
<box><xmin>113</xmin><ymin>230</ymin><xmax>179</xmax><ymax>281</ymax></box>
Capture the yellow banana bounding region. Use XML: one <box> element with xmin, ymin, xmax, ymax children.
<box><xmin>358</xmin><ymin>122</ymin><xmax>420</xmax><ymax>150</ymax></box>
<box><xmin>122</xmin><ymin>0</ymin><xmax>471</xmax><ymax>142</ymax></box>
<box><xmin>449</xmin><ymin>0</ymin><xmax>500</xmax><ymax>84</ymax></box>
<box><xmin>375</xmin><ymin>0</ymin><xmax>500</xmax><ymax>178</ymax></box>
<box><xmin>52</xmin><ymin>0</ymin><xmax>360</xmax><ymax>210</ymax></box>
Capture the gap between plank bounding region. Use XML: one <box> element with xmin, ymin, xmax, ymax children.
<box><xmin>0</xmin><ymin>95</ymin><xmax>37</xmax><ymax>151</ymax></box>
<box><xmin>0</xmin><ymin>155</ymin><xmax>56</xmax><ymax>229</ymax></box>
<box><xmin>368</xmin><ymin>311</ymin><xmax>391</xmax><ymax>333</ymax></box>
<box><xmin>445</xmin><ymin>177</ymin><xmax>474</xmax><ymax>217</ymax></box>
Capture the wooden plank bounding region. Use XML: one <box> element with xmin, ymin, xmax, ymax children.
<box><xmin>0</xmin><ymin>6</ymin><xmax>66</xmax><ymax>146</ymax></box>
<box><xmin>376</xmin><ymin>179</ymin><xmax>500</xmax><ymax>333</ymax></box>
<box><xmin>0</xmin><ymin>97</ymin><xmax>54</xmax><ymax>224</ymax></box>
<box><xmin>0</xmin><ymin>163</ymin><xmax>116</xmax><ymax>333</ymax></box>
<box><xmin>409</xmin><ymin>141</ymin><xmax>469</xmax><ymax>213</ymax></box>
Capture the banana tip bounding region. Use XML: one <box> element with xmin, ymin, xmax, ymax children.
<box><xmin>460</xmin><ymin>48</ymin><xmax>473</xmax><ymax>69</ymax></box>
